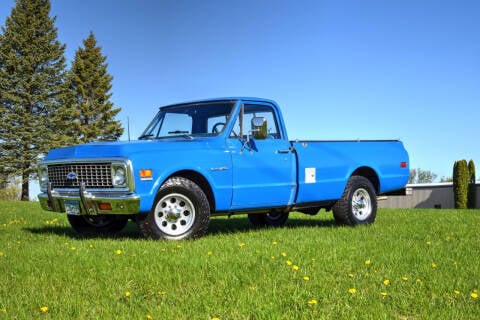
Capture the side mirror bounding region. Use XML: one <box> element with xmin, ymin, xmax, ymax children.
<box><xmin>251</xmin><ymin>117</ymin><xmax>267</xmax><ymax>140</ymax></box>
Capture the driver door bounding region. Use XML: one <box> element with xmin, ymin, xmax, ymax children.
<box><xmin>227</xmin><ymin>103</ymin><xmax>296</xmax><ymax>210</ymax></box>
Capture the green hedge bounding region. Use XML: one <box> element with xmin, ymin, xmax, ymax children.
<box><xmin>453</xmin><ymin>160</ymin><xmax>469</xmax><ymax>209</ymax></box>
<box><xmin>468</xmin><ymin>160</ymin><xmax>476</xmax><ymax>209</ymax></box>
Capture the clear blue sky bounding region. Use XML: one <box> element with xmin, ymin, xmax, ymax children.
<box><xmin>1</xmin><ymin>0</ymin><xmax>479</xmax><ymax>180</ymax></box>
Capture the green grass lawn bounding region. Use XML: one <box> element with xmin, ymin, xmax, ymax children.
<box><xmin>0</xmin><ymin>201</ymin><xmax>479</xmax><ymax>319</ymax></box>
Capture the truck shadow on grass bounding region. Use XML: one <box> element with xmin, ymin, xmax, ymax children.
<box><xmin>24</xmin><ymin>223</ymin><xmax>144</xmax><ymax>240</ymax></box>
<box><xmin>207</xmin><ymin>216</ymin><xmax>337</xmax><ymax>236</ymax></box>
<box><xmin>25</xmin><ymin>216</ymin><xmax>337</xmax><ymax>240</ymax></box>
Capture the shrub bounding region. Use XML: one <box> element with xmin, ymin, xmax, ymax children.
<box><xmin>0</xmin><ymin>185</ymin><xmax>21</xmax><ymax>200</ymax></box>
<box><xmin>468</xmin><ymin>160</ymin><xmax>476</xmax><ymax>209</ymax></box>
<box><xmin>453</xmin><ymin>160</ymin><xmax>469</xmax><ymax>209</ymax></box>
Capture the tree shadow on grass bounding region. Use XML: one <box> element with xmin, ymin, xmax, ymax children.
<box><xmin>25</xmin><ymin>214</ymin><xmax>337</xmax><ymax>240</ymax></box>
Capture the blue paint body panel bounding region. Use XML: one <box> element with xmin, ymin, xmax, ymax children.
<box><xmin>40</xmin><ymin>97</ymin><xmax>409</xmax><ymax>215</ymax></box>
<box><xmin>292</xmin><ymin>140</ymin><xmax>409</xmax><ymax>203</ymax></box>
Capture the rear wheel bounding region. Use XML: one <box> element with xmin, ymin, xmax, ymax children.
<box><xmin>333</xmin><ymin>176</ymin><xmax>377</xmax><ymax>225</ymax></box>
<box><xmin>139</xmin><ymin>177</ymin><xmax>210</xmax><ymax>240</ymax></box>
<box><xmin>248</xmin><ymin>211</ymin><xmax>289</xmax><ymax>227</ymax></box>
<box><xmin>67</xmin><ymin>215</ymin><xmax>128</xmax><ymax>235</ymax></box>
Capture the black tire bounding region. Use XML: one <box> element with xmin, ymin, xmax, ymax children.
<box><xmin>139</xmin><ymin>177</ymin><xmax>210</xmax><ymax>240</ymax></box>
<box><xmin>67</xmin><ymin>215</ymin><xmax>128</xmax><ymax>235</ymax></box>
<box><xmin>332</xmin><ymin>175</ymin><xmax>377</xmax><ymax>226</ymax></box>
<box><xmin>248</xmin><ymin>211</ymin><xmax>289</xmax><ymax>227</ymax></box>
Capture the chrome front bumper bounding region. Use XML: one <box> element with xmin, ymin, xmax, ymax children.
<box><xmin>38</xmin><ymin>182</ymin><xmax>140</xmax><ymax>215</ymax></box>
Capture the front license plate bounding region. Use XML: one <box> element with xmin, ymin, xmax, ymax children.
<box><xmin>64</xmin><ymin>200</ymin><xmax>80</xmax><ymax>215</ymax></box>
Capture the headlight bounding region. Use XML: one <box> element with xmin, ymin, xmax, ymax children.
<box><xmin>39</xmin><ymin>165</ymin><xmax>49</xmax><ymax>191</ymax></box>
<box><xmin>112</xmin><ymin>165</ymin><xmax>127</xmax><ymax>187</ymax></box>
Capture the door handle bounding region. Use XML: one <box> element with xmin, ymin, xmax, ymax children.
<box><xmin>277</xmin><ymin>149</ymin><xmax>291</xmax><ymax>154</ymax></box>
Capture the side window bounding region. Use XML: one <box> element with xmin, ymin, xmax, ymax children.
<box><xmin>230</xmin><ymin>104</ymin><xmax>281</xmax><ymax>139</ymax></box>
<box><xmin>207</xmin><ymin>115</ymin><xmax>228</xmax><ymax>134</ymax></box>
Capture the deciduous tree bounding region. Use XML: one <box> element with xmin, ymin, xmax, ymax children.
<box><xmin>408</xmin><ymin>168</ymin><xmax>437</xmax><ymax>184</ymax></box>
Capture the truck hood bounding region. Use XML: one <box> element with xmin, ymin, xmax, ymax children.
<box><xmin>43</xmin><ymin>138</ymin><xmax>214</xmax><ymax>161</ymax></box>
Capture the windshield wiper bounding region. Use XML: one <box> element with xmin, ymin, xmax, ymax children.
<box><xmin>138</xmin><ymin>133</ymin><xmax>154</xmax><ymax>140</ymax></box>
<box><xmin>168</xmin><ymin>130</ymin><xmax>193</xmax><ymax>140</ymax></box>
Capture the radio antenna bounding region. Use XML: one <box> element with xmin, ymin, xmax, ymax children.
<box><xmin>127</xmin><ymin>117</ymin><xmax>131</xmax><ymax>141</ymax></box>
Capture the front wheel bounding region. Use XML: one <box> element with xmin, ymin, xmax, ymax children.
<box><xmin>67</xmin><ymin>215</ymin><xmax>129</xmax><ymax>235</ymax></box>
<box><xmin>139</xmin><ymin>177</ymin><xmax>210</xmax><ymax>240</ymax></box>
<box><xmin>332</xmin><ymin>176</ymin><xmax>377</xmax><ymax>226</ymax></box>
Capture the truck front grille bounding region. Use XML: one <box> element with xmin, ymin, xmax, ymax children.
<box><xmin>48</xmin><ymin>163</ymin><xmax>113</xmax><ymax>188</ymax></box>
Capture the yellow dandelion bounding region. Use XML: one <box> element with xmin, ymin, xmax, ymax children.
<box><xmin>303</xmin><ymin>276</ymin><xmax>310</xmax><ymax>281</ymax></box>
<box><xmin>454</xmin><ymin>290</ymin><xmax>460</xmax><ymax>295</ymax></box>
<box><xmin>272</xmin><ymin>241</ymin><xmax>278</xmax><ymax>245</ymax></box>
<box><xmin>1</xmin><ymin>307</ymin><xmax>6</xmax><ymax>313</ymax></box>
<box><xmin>40</xmin><ymin>306</ymin><xmax>48</xmax><ymax>313</ymax></box>
<box><xmin>348</xmin><ymin>288</ymin><xmax>357</xmax><ymax>295</ymax></box>
<box><xmin>71</xmin><ymin>247</ymin><xmax>76</xmax><ymax>251</ymax></box>
<box><xmin>146</xmin><ymin>315</ymin><xmax>153</xmax><ymax>320</ymax></box>
<box><xmin>380</xmin><ymin>292</ymin><xmax>388</xmax><ymax>297</ymax></box>
<box><xmin>431</xmin><ymin>262</ymin><xmax>437</xmax><ymax>268</ymax></box>
<box><xmin>239</xmin><ymin>243</ymin><xmax>246</xmax><ymax>248</ymax></box>
<box><xmin>281</xmin><ymin>252</ymin><xmax>287</xmax><ymax>257</ymax></box>
<box><xmin>211</xmin><ymin>317</ymin><xmax>220</xmax><ymax>320</ymax></box>
<box><xmin>348</xmin><ymin>273</ymin><xmax>354</xmax><ymax>278</ymax></box>
<box><xmin>0</xmin><ymin>251</ymin><xmax>4</xmax><ymax>257</ymax></box>
<box><xmin>383</xmin><ymin>279</ymin><xmax>390</xmax><ymax>286</ymax></box>
<box><xmin>416</xmin><ymin>278</ymin><xmax>422</xmax><ymax>283</ymax></box>
<box><xmin>207</xmin><ymin>251</ymin><xmax>213</xmax><ymax>256</ymax></box>
<box><xmin>402</xmin><ymin>276</ymin><xmax>408</xmax><ymax>281</ymax></box>
<box><xmin>157</xmin><ymin>291</ymin><xmax>166</xmax><ymax>296</ymax></box>
<box><xmin>364</xmin><ymin>259</ymin><xmax>371</xmax><ymax>265</ymax></box>
<box><xmin>125</xmin><ymin>291</ymin><xmax>131</xmax><ymax>298</ymax></box>
<box><xmin>271</xmin><ymin>255</ymin><xmax>275</xmax><ymax>260</ymax></box>
<box><xmin>471</xmin><ymin>292</ymin><xmax>479</xmax><ymax>299</ymax></box>
<box><xmin>116</xmin><ymin>249</ymin><xmax>123</xmax><ymax>255</ymax></box>
<box><xmin>292</xmin><ymin>265</ymin><xmax>300</xmax><ymax>271</ymax></box>
<box><xmin>311</xmin><ymin>258</ymin><xmax>316</xmax><ymax>263</ymax></box>
<box><xmin>426</xmin><ymin>241</ymin><xmax>432</xmax><ymax>246</ymax></box>
<box><xmin>307</xmin><ymin>299</ymin><xmax>318</xmax><ymax>305</ymax></box>
<box><xmin>286</xmin><ymin>260</ymin><xmax>293</xmax><ymax>266</ymax></box>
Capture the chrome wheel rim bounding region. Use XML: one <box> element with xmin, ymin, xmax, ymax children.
<box><xmin>154</xmin><ymin>193</ymin><xmax>195</xmax><ymax>236</ymax></box>
<box><xmin>351</xmin><ymin>188</ymin><xmax>372</xmax><ymax>221</ymax></box>
<box><xmin>266</xmin><ymin>212</ymin><xmax>283</xmax><ymax>222</ymax></box>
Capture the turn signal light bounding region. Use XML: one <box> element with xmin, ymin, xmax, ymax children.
<box><xmin>98</xmin><ymin>202</ymin><xmax>112</xmax><ymax>211</ymax></box>
<box><xmin>139</xmin><ymin>169</ymin><xmax>153</xmax><ymax>179</ymax></box>
<box><xmin>400</xmin><ymin>162</ymin><xmax>407</xmax><ymax>168</ymax></box>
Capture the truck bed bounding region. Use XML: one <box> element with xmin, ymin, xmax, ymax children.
<box><xmin>291</xmin><ymin>139</ymin><xmax>409</xmax><ymax>204</ymax></box>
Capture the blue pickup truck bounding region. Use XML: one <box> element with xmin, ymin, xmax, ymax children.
<box><xmin>38</xmin><ymin>97</ymin><xmax>409</xmax><ymax>240</ymax></box>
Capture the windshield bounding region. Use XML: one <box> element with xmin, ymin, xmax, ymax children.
<box><xmin>139</xmin><ymin>101</ymin><xmax>236</xmax><ymax>140</ymax></box>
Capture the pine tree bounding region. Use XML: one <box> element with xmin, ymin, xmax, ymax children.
<box><xmin>0</xmin><ymin>0</ymin><xmax>77</xmax><ymax>200</ymax></box>
<box><xmin>70</xmin><ymin>32</ymin><xmax>123</xmax><ymax>142</ymax></box>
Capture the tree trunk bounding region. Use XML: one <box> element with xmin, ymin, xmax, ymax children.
<box><xmin>21</xmin><ymin>164</ymin><xmax>29</xmax><ymax>201</ymax></box>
